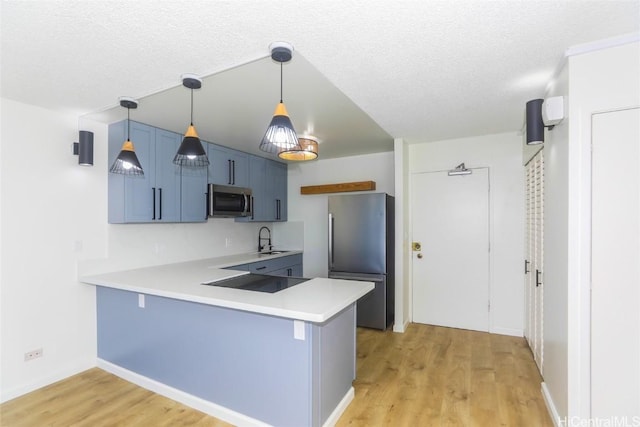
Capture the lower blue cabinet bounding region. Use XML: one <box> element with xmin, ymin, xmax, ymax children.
<box><xmin>226</xmin><ymin>254</ymin><xmax>303</xmax><ymax>276</ymax></box>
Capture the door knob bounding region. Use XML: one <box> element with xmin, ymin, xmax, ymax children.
<box><xmin>417</xmin><ymin>253</ymin><xmax>423</xmax><ymax>259</ymax></box>
<box><xmin>412</xmin><ymin>242</ymin><xmax>422</xmax><ymax>251</ymax></box>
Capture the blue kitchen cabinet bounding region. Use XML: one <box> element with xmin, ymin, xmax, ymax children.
<box><xmin>207</xmin><ymin>143</ymin><xmax>249</xmax><ymax>188</ymax></box>
<box><xmin>238</xmin><ymin>155</ymin><xmax>287</xmax><ymax>222</ymax></box>
<box><xmin>108</xmin><ymin>120</ymin><xmax>206</xmax><ymax>223</ymax></box>
<box><xmin>180</xmin><ymin>164</ymin><xmax>208</xmax><ymax>222</ymax></box>
<box><xmin>154</xmin><ymin>129</ymin><xmax>181</xmax><ymax>222</ymax></box>
<box><xmin>109</xmin><ymin>121</ymin><xmax>155</xmax><ymax>223</ymax></box>
<box><xmin>270</xmin><ymin>264</ymin><xmax>303</xmax><ymax>277</ymax></box>
<box><xmin>243</xmin><ymin>155</ymin><xmax>267</xmax><ymax>221</ymax></box>
<box><xmin>269</xmin><ymin>160</ymin><xmax>288</xmax><ymax>221</ymax></box>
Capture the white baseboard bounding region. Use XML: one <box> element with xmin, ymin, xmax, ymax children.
<box><xmin>490</xmin><ymin>326</ymin><xmax>524</xmax><ymax>337</ymax></box>
<box><xmin>97</xmin><ymin>359</ymin><xmax>270</xmax><ymax>427</ymax></box>
<box><xmin>0</xmin><ymin>360</ymin><xmax>96</xmax><ymax>403</ymax></box>
<box><xmin>322</xmin><ymin>387</ymin><xmax>354</xmax><ymax>427</ymax></box>
<box><xmin>393</xmin><ymin>318</ymin><xmax>410</xmax><ymax>333</ymax></box>
<box><xmin>541</xmin><ymin>382</ymin><xmax>562</xmax><ymax>427</ymax></box>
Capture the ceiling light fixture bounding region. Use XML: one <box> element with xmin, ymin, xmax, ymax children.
<box><xmin>174</xmin><ymin>74</ymin><xmax>209</xmax><ymax>167</ymax></box>
<box><xmin>109</xmin><ymin>97</ymin><xmax>144</xmax><ymax>176</ymax></box>
<box><xmin>279</xmin><ymin>136</ymin><xmax>319</xmax><ymax>161</ymax></box>
<box><xmin>259</xmin><ymin>42</ymin><xmax>302</xmax><ymax>156</ymax></box>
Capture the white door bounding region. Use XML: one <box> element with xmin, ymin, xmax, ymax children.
<box><xmin>411</xmin><ymin>168</ymin><xmax>490</xmax><ymax>332</ymax></box>
<box><xmin>591</xmin><ymin>108</ymin><xmax>640</xmax><ymax>419</ymax></box>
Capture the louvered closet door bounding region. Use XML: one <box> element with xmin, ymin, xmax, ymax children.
<box><xmin>524</xmin><ymin>149</ymin><xmax>544</xmax><ymax>374</ymax></box>
<box><xmin>524</xmin><ymin>160</ymin><xmax>535</xmax><ymax>349</ymax></box>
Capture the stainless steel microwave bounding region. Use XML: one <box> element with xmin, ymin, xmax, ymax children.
<box><xmin>207</xmin><ymin>184</ymin><xmax>252</xmax><ymax>218</ymax></box>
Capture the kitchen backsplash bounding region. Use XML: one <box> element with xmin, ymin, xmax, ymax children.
<box><xmin>77</xmin><ymin>219</ymin><xmax>275</xmax><ymax>276</ymax></box>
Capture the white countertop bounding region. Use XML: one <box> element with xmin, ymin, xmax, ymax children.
<box><xmin>80</xmin><ymin>251</ymin><xmax>374</xmax><ymax>323</ymax></box>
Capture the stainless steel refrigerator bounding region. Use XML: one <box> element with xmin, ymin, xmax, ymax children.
<box><xmin>328</xmin><ymin>193</ymin><xmax>394</xmax><ymax>330</ymax></box>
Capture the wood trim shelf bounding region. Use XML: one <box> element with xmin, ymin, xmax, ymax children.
<box><xmin>300</xmin><ymin>181</ymin><xmax>376</xmax><ymax>195</ymax></box>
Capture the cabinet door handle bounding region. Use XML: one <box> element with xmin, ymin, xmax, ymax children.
<box><xmin>250</xmin><ymin>196</ymin><xmax>254</xmax><ymax>220</ymax></box>
<box><xmin>525</xmin><ymin>259</ymin><xmax>530</xmax><ymax>274</ymax></box>
<box><xmin>152</xmin><ymin>187</ymin><xmax>156</xmax><ymax>220</ymax></box>
<box><xmin>232</xmin><ymin>160</ymin><xmax>236</xmax><ymax>185</ymax></box>
<box><xmin>158</xmin><ymin>188</ymin><xmax>162</xmax><ymax>220</ymax></box>
<box><xmin>205</xmin><ymin>192</ymin><xmax>209</xmax><ymax>219</ymax></box>
<box><xmin>287</xmin><ymin>268</ymin><xmax>292</xmax><ymax>276</ymax></box>
<box><xmin>256</xmin><ymin>266</ymin><xmax>267</xmax><ymax>271</ymax></box>
<box><xmin>536</xmin><ymin>269</ymin><xmax>542</xmax><ymax>287</ymax></box>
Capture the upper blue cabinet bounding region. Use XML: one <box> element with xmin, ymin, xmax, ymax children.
<box><xmin>207</xmin><ymin>143</ymin><xmax>249</xmax><ymax>188</ymax></box>
<box><xmin>238</xmin><ymin>154</ymin><xmax>288</xmax><ymax>222</ymax></box>
<box><xmin>108</xmin><ymin>121</ymin><xmax>286</xmax><ymax>224</ymax></box>
<box><xmin>108</xmin><ymin>121</ymin><xmax>207</xmax><ymax>223</ymax></box>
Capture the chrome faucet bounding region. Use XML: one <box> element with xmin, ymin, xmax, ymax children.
<box><xmin>258</xmin><ymin>226</ymin><xmax>272</xmax><ymax>253</ymax></box>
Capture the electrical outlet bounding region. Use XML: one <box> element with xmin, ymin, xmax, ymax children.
<box><xmin>225</xmin><ymin>237</ymin><xmax>232</xmax><ymax>248</ymax></box>
<box><xmin>24</xmin><ymin>348</ymin><xmax>43</xmax><ymax>362</ymax></box>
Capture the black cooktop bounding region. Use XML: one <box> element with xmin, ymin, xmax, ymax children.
<box><xmin>203</xmin><ymin>274</ymin><xmax>309</xmax><ymax>293</ymax></box>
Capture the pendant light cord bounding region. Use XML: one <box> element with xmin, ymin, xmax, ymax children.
<box><xmin>127</xmin><ymin>107</ymin><xmax>131</xmax><ymax>140</ymax></box>
<box><xmin>190</xmin><ymin>89</ymin><xmax>194</xmax><ymax>125</ymax></box>
<box><xmin>280</xmin><ymin>61</ymin><xmax>283</xmax><ymax>103</ymax></box>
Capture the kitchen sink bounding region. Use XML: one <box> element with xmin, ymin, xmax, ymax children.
<box><xmin>257</xmin><ymin>250</ymin><xmax>289</xmax><ymax>256</ymax></box>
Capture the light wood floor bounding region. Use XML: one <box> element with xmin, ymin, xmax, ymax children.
<box><xmin>336</xmin><ymin>323</ymin><xmax>552</xmax><ymax>426</ymax></box>
<box><xmin>0</xmin><ymin>323</ymin><xmax>552</xmax><ymax>426</ymax></box>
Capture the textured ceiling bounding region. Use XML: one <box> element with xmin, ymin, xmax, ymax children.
<box><xmin>2</xmin><ymin>1</ymin><xmax>639</xmax><ymax>159</ymax></box>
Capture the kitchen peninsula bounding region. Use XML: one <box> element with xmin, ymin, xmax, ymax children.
<box><xmin>80</xmin><ymin>251</ymin><xmax>373</xmax><ymax>427</ymax></box>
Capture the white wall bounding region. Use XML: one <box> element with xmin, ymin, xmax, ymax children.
<box><xmin>1</xmin><ymin>99</ymin><xmax>99</xmax><ymax>401</ymax></box>
<box><xmin>409</xmin><ymin>132</ymin><xmax>525</xmax><ymax>336</ymax></box>
<box><xmin>541</xmin><ymin>62</ymin><xmax>570</xmax><ymax>421</ymax></box>
<box><xmin>0</xmin><ymin>98</ymin><xmax>275</xmax><ymax>402</ymax></box>
<box><xmin>541</xmin><ymin>38</ymin><xmax>640</xmax><ymax>423</ymax></box>
<box><xmin>286</xmin><ymin>152</ymin><xmax>395</xmax><ymax>278</ymax></box>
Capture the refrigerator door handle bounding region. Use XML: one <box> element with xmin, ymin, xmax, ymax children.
<box><xmin>328</xmin><ymin>213</ymin><xmax>334</xmax><ymax>270</ymax></box>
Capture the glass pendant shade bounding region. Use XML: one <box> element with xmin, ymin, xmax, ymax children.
<box><xmin>259</xmin><ymin>102</ymin><xmax>301</xmax><ymax>154</ymax></box>
<box><xmin>278</xmin><ymin>136</ymin><xmax>319</xmax><ymax>161</ymax></box>
<box><xmin>110</xmin><ymin>140</ymin><xmax>144</xmax><ymax>175</ymax></box>
<box><xmin>174</xmin><ymin>124</ymin><xmax>209</xmax><ymax>167</ymax></box>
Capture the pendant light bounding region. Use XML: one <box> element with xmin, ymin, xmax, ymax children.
<box><xmin>109</xmin><ymin>97</ymin><xmax>144</xmax><ymax>176</ymax></box>
<box><xmin>259</xmin><ymin>42</ymin><xmax>303</xmax><ymax>156</ymax></box>
<box><xmin>174</xmin><ymin>74</ymin><xmax>209</xmax><ymax>167</ymax></box>
<box><xmin>278</xmin><ymin>136</ymin><xmax>319</xmax><ymax>161</ymax></box>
